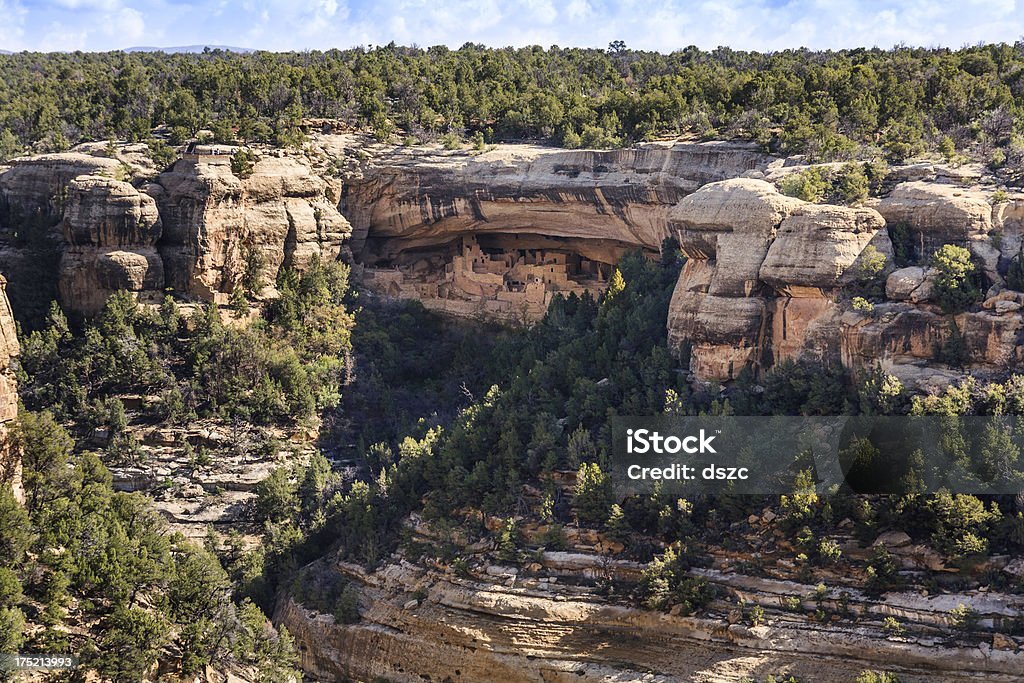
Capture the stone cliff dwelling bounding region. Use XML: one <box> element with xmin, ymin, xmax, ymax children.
<box><xmin>361</xmin><ymin>234</ymin><xmax>612</xmax><ymax>321</ymax></box>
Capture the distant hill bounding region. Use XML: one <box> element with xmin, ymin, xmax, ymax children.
<box><xmin>0</xmin><ymin>50</ymin><xmax>11</xmax><ymax>55</ymax></box>
<box><xmin>125</xmin><ymin>45</ymin><xmax>253</xmax><ymax>54</ymax></box>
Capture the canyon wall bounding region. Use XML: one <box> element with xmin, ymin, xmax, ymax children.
<box><xmin>340</xmin><ymin>138</ymin><xmax>1024</xmax><ymax>387</ymax></box>
<box><xmin>664</xmin><ymin>171</ymin><xmax>1024</xmax><ymax>387</ymax></box>
<box><xmin>0</xmin><ymin>147</ymin><xmax>351</xmax><ymax>316</ymax></box>
<box><xmin>2</xmin><ymin>139</ymin><xmax>1023</xmax><ymax>386</ymax></box>
<box><xmin>279</xmin><ymin>555</ymin><xmax>1024</xmax><ymax>683</ymax></box>
<box><xmin>338</xmin><ymin>139</ymin><xmax>775</xmax><ymax>321</ymax></box>
<box><xmin>0</xmin><ymin>276</ymin><xmax>19</xmax><ymax>501</ymax></box>
<box><xmin>340</xmin><ymin>140</ymin><xmax>776</xmax><ymax>260</ymax></box>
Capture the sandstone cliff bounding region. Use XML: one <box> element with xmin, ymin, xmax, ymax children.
<box><xmin>154</xmin><ymin>153</ymin><xmax>350</xmax><ymax>302</ymax></box>
<box><xmin>339</xmin><ymin>139</ymin><xmax>775</xmax><ymax>263</ymax></box>
<box><xmin>0</xmin><ymin>147</ymin><xmax>352</xmax><ymax>315</ymax></box>
<box><xmin>0</xmin><ymin>276</ymin><xmax>20</xmax><ymax>501</ymax></box>
<box><xmin>661</xmin><ymin>173</ymin><xmax>1024</xmax><ymax>387</ymax></box>
<box><xmin>279</xmin><ymin>554</ymin><xmax>1024</xmax><ymax>683</ymax></box>
<box><xmin>4</xmin><ymin>139</ymin><xmax>1024</xmax><ymax>388</ymax></box>
<box><xmin>335</xmin><ymin>138</ymin><xmax>774</xmax><ymax>322</ymax></box>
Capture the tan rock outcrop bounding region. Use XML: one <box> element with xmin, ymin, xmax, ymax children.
<box><xmin>875</xmin><ymin>181</ymin><xmax>992</xmax><ymax>257</ymax></box>
<box><xmin>0</xmin><ymin>153</ymin><xmax>123</xmax><ymax>219</ymax></box>
<box><xmin>156</xmin><ymin>154</ymin><xmax>350</xmax><ymax>300</ymax></box>
<box><xmin>886</xmin><ymin>266</ymin><xmax>934</xmax><ymax>303</ymax></box>
<box><xmin>0</xmin><ymin>147</ymin><xmax>351</xmax><ymax>315</ymax></box>
<box><xmin>0</xmin><ymin>276</ymin><xmax>20</xmax><ymax>502</ymax></box>
<box><xmin>761</xmin><ymin>204</ymin><xmax>886</xmax><ymax>292</ymax></box>
<box><xmin>342</xmin><ymin>140</ymin><xmax>774</xmax><ymax>263</ymax></box>
<box><xmin>58</xmin><ymin>175</ymin><xmax>164</xmax><ymax>315</ymax></box>
<box><xmin>279</xmin><ymin>558</ymin><xmax>1024</xmax><ymax>683</ymax></box>
<box><xmin>667</xmin><ymin>180</ymin><xmax>887</xmax><ymax>381</ymax></box>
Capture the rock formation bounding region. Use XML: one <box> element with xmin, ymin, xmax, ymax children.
<box><xmin>655</xmin><ymin>172</ymin><xmax>1024</xmax><ymax>387</ymax></box>
<box><xmin>3</xmin><ymin>140</ymin><xmax>1024</xmax><ymax>387</ymax></box>
<box><xmin>0</xmin><ymin>276</ymin><xmax>20</xmax><ymax>501</ymax></box>
<box><xmin>278</xmin><ymin>551</ymin><xmax>1024</xmax><ymax>683</ymax></box>
<box><xmin>154</xmin><ymin>152</ymin><xmax>350</xmax><ymax>301</ymax></box>
<box><xmin>59</xmin><ymin>175</ymin><xmax>164</xmax><ymax>315</ymax></box>
<box><xmin>664</xmin><ymin>179</ymin><xmax>890</xmax><ymax>381</ymax></box>
<box><xmin>0</xmin><ymin>147</ymin><xmax>352</xmax><ymax>316</ymax></box>
<box><xmin>339</xmin><ymin>139</ymin><xmax>774</xmax><ymax>320</ymax></box>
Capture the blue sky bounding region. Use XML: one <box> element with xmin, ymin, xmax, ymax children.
<box><xmin>1</xmin><ymin>0</ymin><xmax>1021</xmax><ymax>53</ymax></box>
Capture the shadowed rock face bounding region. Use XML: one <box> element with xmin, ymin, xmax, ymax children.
<box><xmin>343</xmin><ymin>141</ymin><xmax>776</xmax><ymax>263</ymax></box>
<box><xmin>154</xmin><ymin>155</ymin><xmax>350</xmax><ymax>300</ymax></box>
<box><xmin>0</xmin><ymin>151</ymin><xmax>351</xmax><ymax>315</ymax></box>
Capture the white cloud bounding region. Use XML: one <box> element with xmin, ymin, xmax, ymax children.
<box><xmin>10</xmin><ymin>0</ymin><xmax>1024</xmax><ymax>52</ymax></box>
<box><xmin>105</xmin><ymin>6</ymin><xmax>146</xmax><ymax>42</ymax></box>
<box><xmin>48</xmin><ymin>0</ymin><xmax>121</xmax><ymax>10</ymax></box>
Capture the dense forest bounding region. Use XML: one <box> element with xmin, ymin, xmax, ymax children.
<box><xmin>1</xmin><ymin>261</ymin><xmax>352</xmax><ymax>679</ymax></box>
<box><xmin>1</xmin><ymin>43</ymin><xmax>1023</xmax><ymax>170</ymax></box>
<box><xmin>4</xmin><ymin>39</ymin><xmax>1024</xmax><ymax>680</ymax></box>
<box><xmin>5</xmin><ymin>243</ymin><xmax>1024</xmax><ymax>677</ymax></box>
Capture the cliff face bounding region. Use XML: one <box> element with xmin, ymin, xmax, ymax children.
<box><xmin>341</xmin><ymin>140</ymin><xmax>775</xmax><ymax>260</ymax></box>
<box><xmin>0</xmin><ymin>276</ymin><xmax>20</xmax><ymax>501</ymax></box>
<box><xmin>154</xmin><ymin>154</ymin><xmax>350</xmax><ymax>302</ymax></box>
<box><xmin>339</xmin><ymin>139</ymin><xmax>774</xmax><ymax>322</ymax></box>
<box><xmin>665</xmin><ymin>178</ymin><xmax>891</xmax><ymax>381</ymax></box>
<box><xmin>662</xmin><ymin>173</ymin><xmax>1024</xmax><ymax>387</ymax></box>
<box><xmin>0</xmin><ymin>148</ymin><xmax>351</xmax><ymax>315</ymax></box>
<box><xmin>3</xmin><ymin>140</ymin><xmax>1022</xmax><ymax>385</ymax></box>
<box><xmin>278</xmin><ymin>556</ymin><xmax>1024</xmax><ymax>683</ymax></box>
<box><xmin>334</xmin><ymin>137</ymin><xmax>1024</xmax><ymax>385</ymax></box>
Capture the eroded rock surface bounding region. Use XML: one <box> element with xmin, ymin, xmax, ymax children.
<box><xmin>341</xmin><ymin>140</ymin><xmax>774</xmax><ymax>321</ymax></box>
<box><xmin>0</xmin><ymin>149</ymin><xmax>351</xmax><ymax>315</ymax></box>
<box><xmin>0</xmin><ymin>277</ymin><xmax>19</xmax><ymax>501</ymax></box>
<box><xmin>665</xmin><ymin>179</ymin><xmax>889</xmax><ymax>381</ymax></box>
<box><xmin>279</xmin><ymin>556</ymin><xmax>1024</xmax><ymax>683</ymax></box>
<box><xmin>156</xmin><ymin>154</ymin><xmax>350</xmax><ymax>301</ymax></box>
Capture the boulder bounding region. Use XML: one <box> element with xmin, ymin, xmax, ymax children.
<box><xmin>95</xmin><ymin>250</ymin><xmax>162</xmax><ymax>291</ymax></box>
<box><xmin>885</xmin><ymin>266</ymin><xmax>935</xmax><ymax>303</ymax></box>
<box><xmin>872</xmin><ymin>531</ymin><xmax>912</xmax><ymax>548</ymax></box>
<box><xmin>62</xmin><ymin>175</ymin><xmax>162</xmax><ymax>247</ymax></box>
<box><xmin>669</xmin><ymin>179</ymin><xmax>803</xmax><ymax>297</ymax></box>
<box><xmin>761</xmin><ymin>204</ymin><xmax>886</xmax><ymax>292</ymax></box>
<box><xmin>876</xmin><ymin>182</ymin><xmax>991</xmax><ymax>257</ymax></box>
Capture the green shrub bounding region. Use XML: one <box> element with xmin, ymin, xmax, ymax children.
<box><xmin>1006</xmin><ymin>252</ymin><xmax>1024</xmax><ymax>291</ymax></box>
<box><xmin>856</xmin><ymin>671</ymin><xmax>900</xmax><ymax>683</ymax></box>
<box><xmin>574</xmin><ymin>462</ymin><xmax>613</xmax><ymax>526</ymax></box>
<box><xmin>888</xmin><ymin>221</ymin><xmax>916</xmax><ymax>266</ymax></box>
<box><xmin>231</xmin><ymin>149</ymin><xmax>256</xmax><ymax>178</ymax></box>
<box><xmin>833</xmin><ymin>162</ymin><xmax>869</xmax><ymax>204</ymax></box>
<box><xmin>641</xmin><ymin>546</ymin><xmax>713</xmax><ymax>614</ymax></box>
<box><xmin>948</xmin><ymin>603</ymin><xmax>980</xmax><ymax>634</ymax></box>
<box><xmin>780</xmin><ymin>168</ymin><xmax>827</xmax><ymax>202</ymax></box>
<box><xmin>931</xmin><ymin>244</ymin><xmax>980</xmax><ymax>313</ymax></box>
<box><xmin>440</xmin><ymin>132</ymin><xmax>461</xmax><ymax>150</ymax></box>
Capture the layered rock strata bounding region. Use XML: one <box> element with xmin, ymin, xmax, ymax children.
<box><xmin>665</xmin><ymin>175</ymin><xmax>1024</xmax><ymax>386</ymax></box>
<box><xmin>0</xmin><ymin>277</ymin><xmax>19</xmax><ymax>501</ymax></box>
<box><xmin>279</xmin><ymin>557</ymin><xmax>1024</xmax><ymax>683</ymax></box>
<box><xmin>340</xmin><ymin>140</ymin><xmax>774</xmax><ymax>321</ymax></box>
<box><xmin>666</xmin><ymin>179</ymin><xmax>890</xmax><ymax>381</ymax></box>
<box><xmin>0</xmin><ymin>149</ymin><xmax>352</xmax><ymax>314</ymax></box>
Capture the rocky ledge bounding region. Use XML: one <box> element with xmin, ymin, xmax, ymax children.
<box><xmin>279</xmin><ymin>554</ymin><xmax>1024</xmax><ymax>683</ymax></box>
